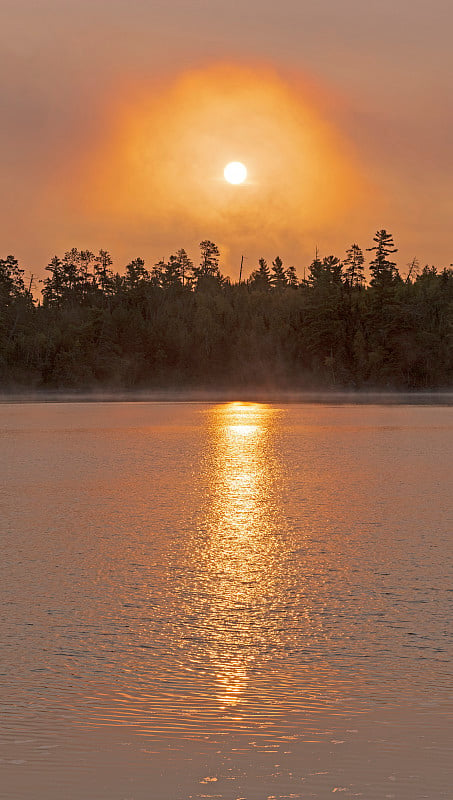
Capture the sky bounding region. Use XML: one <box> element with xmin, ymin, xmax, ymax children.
<box><xmin>1</xmin><ymin>0</ymin><xmax>452</xmax><ymax>282</ymax></box>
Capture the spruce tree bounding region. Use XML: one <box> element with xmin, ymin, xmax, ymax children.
<box><xmin>249</xmin><ymin>257</ymin><xmax>271</xmax><ymax>290</ymax></box>
<box><xmin>286</xmin><ymin>265</ymin><xmax>298</xmax><ymax>287</ymax></box>
<box><xmin>270</xmin><ymin>256</ymin><xmax>287</xmax><ymax>288</ymax></box>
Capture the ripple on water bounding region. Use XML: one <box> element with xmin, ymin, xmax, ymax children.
<box><xmin>1</xmin><ymin>401</ymin><xmax>452</xmax><ymax>799</ymax></box>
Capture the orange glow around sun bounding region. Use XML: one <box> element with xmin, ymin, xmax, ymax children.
<box><xmin>69</xmin><ymin>63</ymin><xmax>366</xmax><ymax>267</ymax></box>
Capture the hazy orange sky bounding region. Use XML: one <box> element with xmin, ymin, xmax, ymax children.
<box><xmin>1</xmin><ymin>0</ymin><xmax>452</xmax><ymax>281</ymax></box>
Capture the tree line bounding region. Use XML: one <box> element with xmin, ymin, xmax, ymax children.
<box><xmin>1</xmin><ymin>231</ymin><xmax>452</xmax><ymax>390</ymax></box>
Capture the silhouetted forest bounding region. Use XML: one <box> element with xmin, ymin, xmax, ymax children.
<box><xmin>1</xmin><ymin>231</ymin><xmax>452</xmax><ymax>390</ymax></box>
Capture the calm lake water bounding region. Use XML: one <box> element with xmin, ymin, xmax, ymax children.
<box><xmin>1</xmin><ymin>401</ymin><xmax>452</xmax><ymax>799</ymax></box>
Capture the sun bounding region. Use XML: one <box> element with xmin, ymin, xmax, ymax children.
<box><xmin>224</xmin><ymin>161</ymin><xmax>247</xmax><ymax>185</ymax></box>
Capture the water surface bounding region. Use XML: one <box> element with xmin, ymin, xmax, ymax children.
<box><xmin>1</xmin><ymin>402</ymin><xmax>452</xmax><ymax>799</ymax></box>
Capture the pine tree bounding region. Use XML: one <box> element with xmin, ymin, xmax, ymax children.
<box><xmin>125</xmin><ymin>257</ymin><xmax>150</xmax><ymax>289</ymax></box>
<box><xmin>175</xmin><ymin>249</ymin><xmax>193</xmax><ymax>287</ymax></box>
<box><xmin>344</xmin><ymin>244</ymin><xmax>365</xmax><ymax>288</ymax></box>
<box><xmin>322</xmin><ymin>255</ymin><xmax>343</xmax><ymax>285</ymax></box>
<box><xmin>196</xmin><ymin>240</ymin><xmax>220</xmax><ymax>278</ymax></box>
<box><xmin>367</xmin><ymin>230</ymin><xmax>399</xmax><ymax>287</ymax></box>
<box><xmin>94</xmin><ymin>250</ymin><xmax>114</xmax><ymax>294</ymax></box>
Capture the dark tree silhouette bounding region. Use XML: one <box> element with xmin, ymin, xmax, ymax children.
<box><xmin>124</xmin><ymin>257</ymin><xmax>150</xmax><ymax>290</ymax></box>
<box><xmin>94</xmin><ymin>250</ymin><xmax>114</xmax><ymax>294</ymax></box>
<box><xmin>195</xmin><ymin>240</ymin><xmax>221</xmax><ymax>279</ymax></box>
<box><xmin>2</xmin><ymin>230</ymin><xmax>453</xmax><ymax>391</ymax></box>
<box><xmin>286</xmin><ymin>265</ymin><xmax>298</xmax><ymax>287</ymax></box>
<box><xmin>175</xmin><ymin>248</ymin><xmax>193</xmax><ymax>287</ymax></box>
<box><xmin>249</xmin><ymin>258</ymin><xmax>271</xmax><ymax>290</ymax></box>
<box><xmin>344</xmin><ymin>244</ymin><xmax>365</xmax><ymax>289</ymax></box>
<box><xmin>367</xmin><ymin>230</ymin><xmax>399</xmax><ymax>287</ymax></box>
<box><xmin>270</xmin><ymin>256</ymin><xmax>287</xmax><ymax>289</ymax></box>
<box><xmin>0</xmin><ymin>255</ymin><xmax>28</xmax><ymax>305</ymax></box>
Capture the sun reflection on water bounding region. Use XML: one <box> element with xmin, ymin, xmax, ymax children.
<box><xmin>200</xmin><ymin>402</ymin><xmax>281</xmax><ymax>709</ymax></box>
<box><xmin>52</xmin><ymin>401</ymin><xmax>360</xmax><ymax>739</ymax></box>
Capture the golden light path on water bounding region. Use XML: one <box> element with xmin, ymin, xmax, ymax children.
<box><xmin>75</xmin><ymin>400</ymin><xmax>353</xmax><ymax>739</ymax></box>
<box><xmin>200</xmin><ymin>403</ymin><xmax>280</xmax><ymax>710</ymax></box>
<box><xmin>174</xmin><ymin>400</ymin><xmax>350</xmax><ymax>738</ymax></box>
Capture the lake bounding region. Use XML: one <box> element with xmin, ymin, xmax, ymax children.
<box><xmin>1</xmin><ymin>401</ymin><xmax>452</xmax><ymax>799</ymax></box>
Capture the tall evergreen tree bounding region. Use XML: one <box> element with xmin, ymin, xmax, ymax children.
<box><xmin>195</xmin><ymin>240</ymin><xmax>220</xmax><ymax>278</ymax></box>
<box><xmin>249</xmin><ymin>257</ymin><xmax>271</xmax><ymax>290</ymax></box>
<box><xmin>175</xmin><ymin>248</ymin><xmax>193</xmax><ymax>287</ymax></box>
<box><xmin>306</xmin><ymin>252</ymin><xmax>323</xmax><ymax>286</ymax></box>
<box><xmin>322</xmin><ymin>255</ymin><xmax>343</xmax><ymax>285</ymax></box>
<box><xmin>286</xmin><ymin>265</ymin><xmax>298</xmax><ymax>287</ymax></box>
<box><xmin>161</xmin><ymin>254</ymin><xmax>184</xmax><ymax>288</ymax></box>
<box><xmin>42</xmin><ymin>256</ymin><xmax>66</xmax><ymax>307</ymax></box>
<box><xmin>343</xmin><ymin>244</ymin><xmax>365</xmax><ymax>288</ymax></box>
<box><xmin>124</xmin><ymin>257</ymin><xmax>150</xmax><ymax>289</ymax></box>
<box><xmin>307</xmin><ymin>254</ymin><xmax>343</xmax><ymax>287</ymax></box>
<box><xmin>43</xmin><ymin>248</ymin><xmax>97</xmax><ymax>306</ymax></box>
<box><xmin>0</xmin><ymin>255</ymin><xmax>27</xmax><ymax>306</ymax></box>
<box><xmin>270</xmin><ymin>256</ymin><xmax>287</xmax><ymax>289</ymax></box>
<box><xmin>367</xmin><ymin>230</ymin><xmax>399</xmax><ymax>287</ymax></box>
<box><xmin>151</xmin><ymin>260</ymin><xmax>165</xmax><ymax>287</ymax></box>
<box><xmin>94</xmin><ymin>250</ymin><xmax>114</xmax><ymax>295</ymax></box>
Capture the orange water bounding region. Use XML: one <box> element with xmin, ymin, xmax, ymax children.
<box><xmin>1</xmin><ymin>402</ymin><xmax>451</xmax><ymax>799</ymax></box>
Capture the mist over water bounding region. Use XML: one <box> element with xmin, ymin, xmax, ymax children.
<box><xmin>1</xmin><ymin>401</ymin><xmax>452</xmax><ymax>799</ymax></box>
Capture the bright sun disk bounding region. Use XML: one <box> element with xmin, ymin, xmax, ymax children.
<box><xmin>224</xmin><ymin>161</ymin><xmax>247</xmax><ymax>184</ymax></box>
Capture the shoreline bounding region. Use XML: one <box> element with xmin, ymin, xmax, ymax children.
<box><xmin>2</xmin><ymin>389</ymin><xmax>453</xmax><ymax>405</ymax></box>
